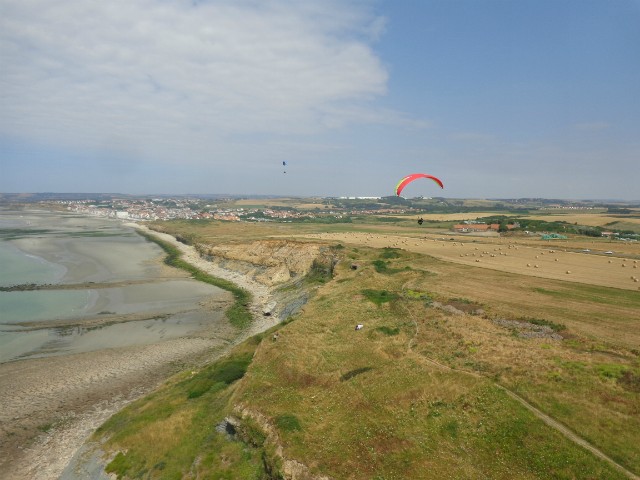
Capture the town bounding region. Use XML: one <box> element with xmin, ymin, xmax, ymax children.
<box><xmin>59</xmin><ymin>197</ymin><xmax>412</xmax><ymax>222</ymax></box>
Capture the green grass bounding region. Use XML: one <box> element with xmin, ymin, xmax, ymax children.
<box><xmin>185</xmin><ymin>353</ymin><xmax>253</xmax><ymax>399</ymax></box>
<box><xmin>96</xmin><ymin>223</ymin><xmax>639</xmax><ymax>479</ymax></box>
<box><xmin>37</xmin><ymin>423</ymin><xmax>53</xmax><ymax>433</ymax></box>
<box><xmin>379</xmin><ymin>247</ymin><xmax>402</xmax><ymax>259</ymax></box>
<box><xmin>595</xmin><ymin>363</ymin><xmax>629</xmax><ymax>380</ymax></box>
<box><xmin>138</xmin><ymin>230</ymin><xmax>253</xmax><ymax>328</ymax></box>
<box><xmin>96</xmin><ymin>339</ymin><xmax>267</xmax><ymax>479</ymax></box>
<box><xmin>361</xmin><ymin>289</ymin><xmax>400</xmax><ymax>305</ymax></box>
<box><xmin>375</xmin><ymin>326</ymin><xmax>401</xmax><ymax>336</ymax></box>
<box><xmin>533</xmin><ymin>284</ymin><xmax>640</xmax><ymax>309</ymax></box>
<box><xmin>275</xmin><ymin>414</ymin><xmax>302</xmax><ymax>432</ymax></box>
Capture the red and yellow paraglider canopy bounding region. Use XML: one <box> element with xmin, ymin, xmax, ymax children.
<box><xmin>395</xmin><ymin>173</ymin><xmax>444</xmax><ymax>196</ymax></box>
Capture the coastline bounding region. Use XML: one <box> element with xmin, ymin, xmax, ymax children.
<box><xmin>128</xmin><ymin>223</ymin><xmax>282</xmax><ymax>338</ymax></box>
<box><xmin>0</xmin><ymin>220</ymin><xmax>282</xmax><ymax>480</ymax></box>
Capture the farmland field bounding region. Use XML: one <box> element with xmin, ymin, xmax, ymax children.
<box><xmin>302</xmin><ymin>231</ymin><xmax>640</xmax><ymax>291</ymax></box>
<box><xmin>95</xmin><ymin>208</ymin><xmax>640</xmax><ymax>479</ymax></box>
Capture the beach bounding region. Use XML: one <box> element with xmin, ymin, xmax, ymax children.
<box><xmin>0</xmin><ymin>212</ymin><xmax>280</xmax><ymax>479</ymax></box>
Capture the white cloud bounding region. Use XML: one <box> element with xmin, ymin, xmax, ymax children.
<box><xmin>0</xmin><ymin>0</ymin><xmax>401</xmax><ymax>165</ymax></box>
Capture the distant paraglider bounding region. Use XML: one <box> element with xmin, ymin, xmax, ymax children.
<box><xmin>282</xmin><ymin>161</ymin><xmax>287</xmax><ymax>174</ymax></box>
<box><xmin>395</xmin><ymin>173</ymin><xmax>444</xmax><ymax>197</ymax></box>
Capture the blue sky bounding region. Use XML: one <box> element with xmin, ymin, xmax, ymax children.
<box><xmin>1</xmin><ymin>0</ymin><xmax>639</xmax><ymax>199</ymax></box>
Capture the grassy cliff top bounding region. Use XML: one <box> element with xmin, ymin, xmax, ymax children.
<box><xmin>95</xmin><ymin>219</ymin><xmax>640</xmax><ymax>479</ymax></box>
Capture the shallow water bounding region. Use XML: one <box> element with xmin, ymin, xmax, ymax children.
<box><xmin>0</xmin><ymin>240</ymin><xmax>67</xmax><ymax>287</ymax></box>
<box><xmin>0</xmin><ymin>208</ymin><xmax>228</xmax><ymax>363</ymax></box>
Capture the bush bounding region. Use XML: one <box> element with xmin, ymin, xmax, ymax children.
<box><xmin>186</xmin><ymin>353</ymin><xmax>253</xmax><ymax>399</ymax></box>
<box><xmin>340</xmin><ymin>367</ymin><xmax>374</xmax><ymax>381</ymax></box>
<box><xmin>376</xmin><ymin>326</ymin><xmax>400</xmax><ymax>336</ymax></box>
<box><xmin>372</xmin><ymin>259</ymin><xmax>388</xmax><ymax>273</ymax></box>
<box><xmin>362</xmin><ymin>289</ymin><xmax>399</xmax><ymax>306</ymax></box>
<box><xmin>380</xmin><ymin>247</ymin><xmax>402</xmax><ymax>259</ymax></box>
<box><xmin>275</xmin><ymin>414</ymin><xmax>302</xmax><ymax>432</ymax></box>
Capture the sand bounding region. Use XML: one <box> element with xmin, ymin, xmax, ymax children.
<box><xmin>0</xmin><ymin>222</ymin><xmax>282</xmax><ymax>480</ymax></box>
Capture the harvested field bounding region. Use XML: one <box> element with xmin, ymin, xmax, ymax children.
<box><xmin>301</xmin><ymin>232</ymin><xmax>640</xmax><ymax>291</ymax></box>
<box><xmin>523</xmin><ymin>213</ymin><xmax>640</xmax><ymax>228</ymax></box>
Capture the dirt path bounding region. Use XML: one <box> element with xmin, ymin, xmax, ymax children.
<box><xmin>403</xmin><ymin>304</ymin><xmax>639</xmax><ymax>479</ymax></box>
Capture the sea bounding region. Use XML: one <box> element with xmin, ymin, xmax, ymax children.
<box><xmin>0</xmin><ymin>208</ymin><xmax>226</xmax><ymax>363</ymax></box>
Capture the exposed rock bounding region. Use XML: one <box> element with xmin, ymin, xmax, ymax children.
<box><xmin>234</xmin><ymin>404</ymin><xmax>332</xmax><ymax>480</ymax></box>
<box><xmin>492</xmin><ymin>318</ymin><xmax>563</xmax><ymax>340</ymax></box>
<box><xmin>196</xmin><ymin>239</ymin><xmax>334</xmax><ymax>322</ymax></box>
<box><xmin>201</xmin><ymin>240</ymin><xmax>325</xmax><ymax>287</ymax></box>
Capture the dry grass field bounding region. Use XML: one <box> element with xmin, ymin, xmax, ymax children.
<box><xmin>105</xmin><ymin>215</ymin><xmax>639</xmax><ymax>479</ymax></box>
<box><xmin>523</xmin><ymin>212</ymin><xmax>640</xmax><ymax>230</ymax></box>
<box><xmin>301</xmin><ymin>232</ymin><xmax>640</xmax><ymax>291</ymax></box>
<box><xmin>230</xmin><ymin>241</ymin><xmax>639</xmax><ymax>478</ymax></box>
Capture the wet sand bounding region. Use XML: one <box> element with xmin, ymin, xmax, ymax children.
<box><xmin>0</xmin><ymin>337</ymin><xmax>231</xmax><ymax>480</ymax></box>
<box><xmin>0</xmin><ymin>217</ymin><xmax>281</xmax><ymax>479</ymax></box>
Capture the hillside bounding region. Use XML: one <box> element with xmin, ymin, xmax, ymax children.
<box><xmin>85</xmin><ymin>220</ymin><xmax>640</xmax><ymax>479</ymax></box>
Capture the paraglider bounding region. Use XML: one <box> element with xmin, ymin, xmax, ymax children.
<box><xmin>395</xmin><ymin>173</ymin><xmax>443</xmax><ymax>197</ymax></box>
<box><xmin>282</xmin><ymin>161</ymin><xmax>287</xmax><ymax>174</ymax></box>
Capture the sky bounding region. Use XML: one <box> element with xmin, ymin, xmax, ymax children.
<box><xmin>1</xmin><ymin>0</ymin><xmax>639</xmax><ymax>199</ymax></box>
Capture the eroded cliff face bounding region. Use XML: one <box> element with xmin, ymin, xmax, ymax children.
<box><xmin>199</xmin><ymin>240</ymin><xmax>329</xmax><ymax>287</ymax></box>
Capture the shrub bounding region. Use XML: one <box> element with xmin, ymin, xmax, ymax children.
<box><xmin>340</xmin><ymin>367</ymin><xmax>374</xmax><ymax>381</ymax></box>
<box><xmin>275</xmin><ymin>414</ymin><xmax>302</xmax><ymax>432</ymax></box>
<box><xmin>380</xmin><ymin>247</ymin><xmax>402</xmax><ymax>259</ymax></box>
<box><xmin>376</xmin><ymin>326</ymin><xmax>400</xmax><ymax>336</ymax></box>
<box><xmin>186</xmin><ymin>353</ymin><xmax>252</xmax><ymax>399</ymax></box>
<box><xmin>361</xmin><ymin>289</ymin><xmax>399</xmax><ymax>305</ymax></box>
<box><xmin>372</xmin><ymin>259</ymin><xmax>388</xmax><ymax>273</ymax></box>
<box><xmin>595</xmin><ymin>363</ymin><xmax>628</xmax><ymax>380</ymax></box>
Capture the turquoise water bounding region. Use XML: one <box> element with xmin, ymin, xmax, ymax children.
<box><xmin>0</xmin><ymin>209</ymin><xmax>226</xmax><ymax>362</ymax></box>
<box><xmin>0</xmin><ymin>238</ymin><xmax>66</xmax><ymax>287</ymax></box>
<box><xmin>0</xmin><ymin>290</ymin><xmax>93</xmax><ymax>324</ymax></box>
